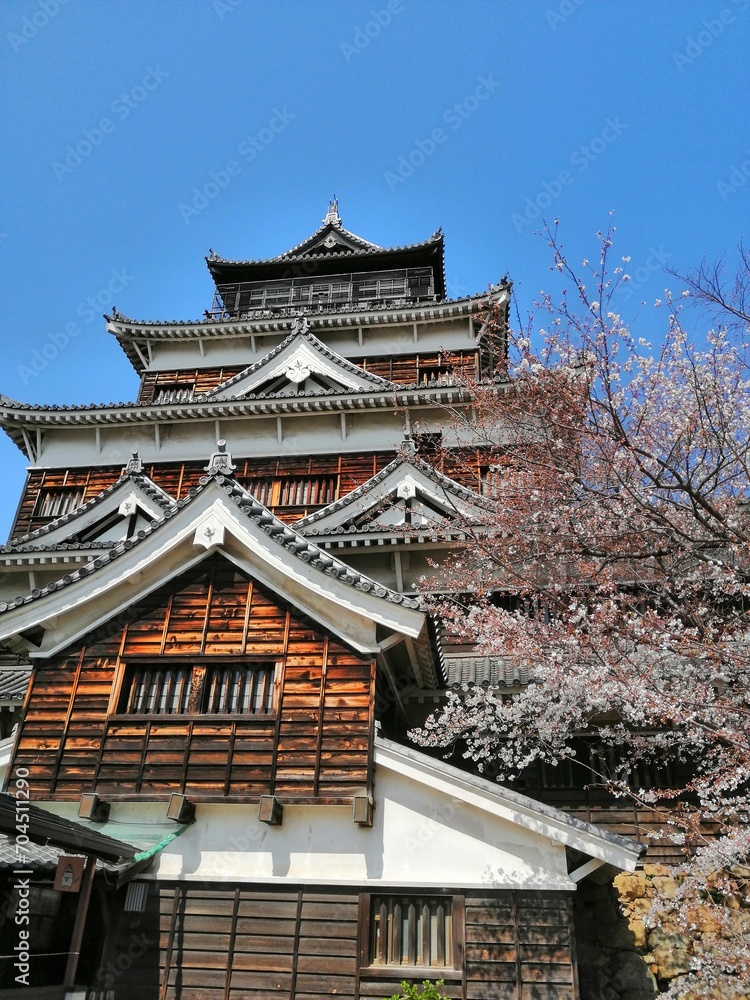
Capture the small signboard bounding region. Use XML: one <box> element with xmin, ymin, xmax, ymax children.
<box><xmin>54</xmin><ymin>855</ymin><xmax>86</xmax><ymax>893</ymax></box>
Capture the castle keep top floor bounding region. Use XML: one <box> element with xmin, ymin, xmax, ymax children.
<box><xmin>105</xmin><ymin>202</ymin><xmax>510</xmax><ymax>399</ymax></box>
<box><xmin>0</xmin><ymin>207</ymin><xmax>509</xmax><ymax>542</ymax></box>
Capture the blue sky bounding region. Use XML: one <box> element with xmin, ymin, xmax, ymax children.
<box><xmin>0</xmin><ymin>0</ymin><xmax>748</xmax><ymax>537</ymax></box>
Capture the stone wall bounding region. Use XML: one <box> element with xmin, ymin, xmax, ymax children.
<box><xmin>575</xmin><ymin>865</ymin><xmax>750</xmax><ymax>999</ymax></box>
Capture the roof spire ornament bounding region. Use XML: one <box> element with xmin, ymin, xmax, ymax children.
<box><xmin>205</xmin><ymin>439</ymin><xmax>237</xmax><ymax>476</ymax></box>
<box><xmin>126</xmin><ymin>450</ymin><xmax>143</xmax><ymax>474</ymax></box>
<box><xmin>324</xmin><ymin>195</ymin><xmax>341</xmax><ymax>225</ymax></box>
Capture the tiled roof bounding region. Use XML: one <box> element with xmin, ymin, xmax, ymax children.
<box><xmin>207</xmin><ymin>224</ymin><xmax>442</xmax><ymax>267</ymax></box>
<box><xmin>0</xmin><ymin>470</ymin><xmax>423</xmax><ymax>620</ymax></box>
<box><xmin>295</xmin><ymin>454</ymin><xmax>483</xmax><ymax>534</ymax></box>
<box><xmin>103</xmin><ymin>287</ymin><xmax>495</xmax><ymax>332</ymax></box>
<box><xmin>444</xmin><ymin>654</ymin><xmax>532</xmax><ymax>689</ymax></box>
<box><xmin>0</xmin><ymin>836</ymin><xmax>59</xmax><ymax>869</ymax></box>
<box><xmin>0</xmin><ymin>668</ymin><xmax>31</xmax><ymax>700</ymax></box>
<box><xmin>4</xmin><ymin>469</ymin><xmax>175</xmax><ymax>549</ymax></box>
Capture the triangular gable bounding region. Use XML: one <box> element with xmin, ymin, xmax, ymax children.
<box><xmin>0</xmin><ymin>474</ymin><xmax>427</xmax><ymax>663</ymax></box>
<box><xmin>275</xmin><ymin>200</ymin><xmax>382</xmax><ymax>258</ymax></box>
<box><xmin>6</xmin><ymin>471</ymin><xmax>175</xmax><ymax>551</ymax></box>
<box><xmin>200</xmin><ymin>327</ymin><xmax>395</xmax><ymax>400</ymax></box>
<box><xmin>374</xmin><ymin>737</ymin><xmax>645</xmax><ymax>874</ymax></box>
<box><xmin>279</xmin><ymin>220</ymin><xmax>381</xmax><ymax>258</ymax></box>
<box><xmin>295</xmin><ymin>455</ymin><xmax>485</xmax><ymax>536</ymax></box>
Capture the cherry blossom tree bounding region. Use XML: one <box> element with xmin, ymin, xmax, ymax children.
<box><xmin>413</xmin><ymin>222</ymin><xmax>750</xmax><ymax>997</ymax></box>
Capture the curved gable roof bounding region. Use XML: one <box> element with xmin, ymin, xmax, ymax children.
<box><xmin>199</xmin><ymin>324</ymin><xmax>396</xmax><ymax>400</ymax></box>
<box><xmin>5</xmin><ymin>466</ymin><xmax>175</xmax><ymax>551</ymax></box>
<box><xmin>295</xmin><ymin>452</ymin><xmax>485</xmax><ymax>537</ymax></box>
<box><xmin>0</xmin><ymin>469</ymin><xmax>429</xmax><ymax>669</ymax></box>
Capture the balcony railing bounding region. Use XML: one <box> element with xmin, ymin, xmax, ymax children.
<box><xmin>208</xmin><ymin>267</ymin><xmax>437</xmax><ymax>320</ymax></box>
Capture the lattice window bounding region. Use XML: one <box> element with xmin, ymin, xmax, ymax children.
<box><xmin>119</xmin><ymin>662</ymin><xmax>276</xmax><ymax>716</ymax></box>
<box><xmin>242</xmin><ymin>475</ymin><xmax>338</xmax><ymax>508</ymax></box>
<box><xmin>36</xmin><ymin>487</ymin><xmax>85</xmax><ymax>519</ymax></box>
<box><xmin>370</xmin><ymin>896</ymin><xmax>454</xmax><ymax>969</ymax></box>
<box><xmin>278</xmin><ymin>475</ymin><xmax>337</xmax><ymax>506</ymax></box>
<box><xmin>154</xmin><ymin>383</ymin><xmax>195</xmax><ymax>404</ymax></box>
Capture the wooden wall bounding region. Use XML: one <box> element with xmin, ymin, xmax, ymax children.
<box><xmin>11</xmin><ymin>453</ymin><xmax>394</xmax><ymax>538</ymax></box>
<box><xmin>94</xmin><ymin>883</ymin><xmax>578</xmax><ymax>1000</ymax></box>
<box><xmin>464</xmin><ymin>893</ymin><xmax>577</xmax><ymax>1000</ymax></box>
<box><xmin>137</xmin><ymin>367</ymin><xmax>248</xmax><ymax>404</ymax></box>
<box><xmin>133</xmin><ymin>352</ymin><xmax>481</xmax><ymax>405</ymax></box>
<box><xmin>11</xmin><ymin>447</ymin><xmax>496</xmax><ymax>540</ymax></box>
<box><xmin>11</xmin><ymin>557</ymin><xmax>374</xmax><ymax>803</ymax></box>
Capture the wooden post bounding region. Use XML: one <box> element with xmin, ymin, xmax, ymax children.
<box><xmin>63</xmin><ymin>854</ymin><xmax>96</xmax><ymax>989</ymax></box>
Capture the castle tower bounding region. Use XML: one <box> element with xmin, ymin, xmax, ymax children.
<box><xmin>0</xmin><ymin>208</ymin><xmax>640</xmax><ymax>997</ymax></box>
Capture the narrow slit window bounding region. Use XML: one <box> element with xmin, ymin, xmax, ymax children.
<box><xmin>370</xmin><ymin>896</ymin><xmax>453</xmax><ymax>968</ymax></box>
<box><xmin>119</xmin><ymin>662</ymin><xmax>276</xmax><ymax>716</ymax></box>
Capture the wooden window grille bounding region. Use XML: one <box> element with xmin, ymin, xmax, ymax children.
<box><xmin>36</xmin><ymin>487</ymin><xmax>85</xmax><ymax>519</ymax></box>
<box><xmin>370</xmin><ymin>896</ymin><xmax>453</xmax><ymax>969</ymax></box>
<box><xmin>154</xmin><ymin>384</ymin><xmax>195</xmax><ymax>404</ymax></box>
<box><xmin>119</xmin><ymin>662</ymin><xmax>276</xmax><ymax>716</ymax></box>
<box><xmin>245</xmin><ymin>478</ymin><xmax>275</xmax><ymax>507</ymax></box>
<box><xmin>243</xmin><ymin>475</ymin><xmax>338</xmax><ymax>508</ymax></box>
<box><xmin>278</xmin><ymin>475</ymin><xmax>337</xmax><ymax>507</ymax></box>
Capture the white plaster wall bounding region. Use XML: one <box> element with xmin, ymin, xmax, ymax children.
<box><xmin>41</xmin><ymin>762</ymin><xmax>572</xmax><ymax>891</ymax></box>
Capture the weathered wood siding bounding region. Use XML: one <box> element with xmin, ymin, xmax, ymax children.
<box><xmin>11</xmin><ymin>448</ymin><xmax>495</xmax><ymax>539</ymax></box>
<box><xmin>464</xmin><ymin>893</ymin><xmax>577</xmax><ymax>1000</ymax></box>
<box><xmin>11</xmin><ymin>453</ymin><xmax>394</xmax><ymax>538</ymax></box>
<box><xmin>11</xmin><ymin>558</ymin><xmax>374</xmax><ymax>802</ymax></box>
<box><xmin>132</xmin><ymin>352</ymin><xmax>481</xmax><ymax>406</ymax></box>
<box><xmin>95</xmin><ymin>884</ymin><xmax>578</xmax><ymax>1000</ymax></box>
<box><xmin>137</xmin><ymin>366</ymin><xmax>248</xmax><ymax>404</ymax></box>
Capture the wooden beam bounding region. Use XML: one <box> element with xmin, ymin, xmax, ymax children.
<box><xmin>63</xmin><ymin>854</ymin><xmax>97</xmax><ymax>989</ymax></box>
<box><xmin>569</xmin><ymin>857</ymin><xmax>606</xmax><ymax>883</ymax></box>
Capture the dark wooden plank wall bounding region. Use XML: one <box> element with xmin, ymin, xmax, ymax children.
<box><xmin>137</xmin><ymin>367</ymin><xmax>248</xmax><ymax>404</ymax></box>
<box><xmin>97</xmin><ymin>884</ymin><xmax>578</xmax><ymax>1000</ymax></box>
<box><xmin>350</xmin><ymin>351</ymin><xmax>479</xmax><ymax>386</ymax></box>
<box><xmin>12</xmin><ymin>448</ymin><xmax>495</xmax><ymax>540</ymax></box>
<box><xmin>464</xmin><ymin>893</ymin><xmax>577</xmax><ymax>1000</ymax></box>
<box><xmin>11</xmin><ymin>559</ymin><xmax>374</xmax><ymax>803</ymax></box>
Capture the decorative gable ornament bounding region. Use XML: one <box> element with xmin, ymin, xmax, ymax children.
<box><xmin>284</xmin><ymin>358</ymin><xmax>312</xmax><ymax>384</ymax></box>
<box><xmin>290</xmin><ymin>313</ymin><xmax>310</xmax><ymax>336</ymax></box>
<box><xmin>125</xmin><ymin>450</ymin><xmax>143</xmax><ymax>474</ymax></box>
<box><xmin>193</xmin><ymin>514</ymin><xmax>226</xmax><ymax>551</ymax></box>
<box><xmin>204</xmin><ymin>440</ymin><xmax>236</xmax><ymax>476</ymax></box>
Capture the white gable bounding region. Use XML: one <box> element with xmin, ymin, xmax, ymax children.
<box><xmin>0</xmin><ymin>477</ymin><xmax>426</xmax><ymax>659</ymax></box>
<box><xmin>10</xmin><ymin>475</ymin><xmax>174</xmax><ymax>550</ymax></box>
<box><xmin>202</xmin><ymin>330</ymin><xmax>394</xmax><ymax>400</ymax></box>
<box><xmin>296</xmin><ymin>458</ymin><xmax>485</xmax><ymax>536</ymax></box>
